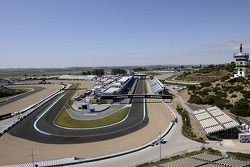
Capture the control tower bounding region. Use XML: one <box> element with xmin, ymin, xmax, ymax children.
<box><xmin>233</xmin><ymin>44</ymin><xmax>249</xmax><ymax>79</ymax></box>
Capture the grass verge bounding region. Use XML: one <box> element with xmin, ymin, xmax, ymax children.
<box><xmin>67</xmin><ymin>99</ymin><xmax>74</xmax><ymax>106</ymax></box>
<box><xmin>54</xmin><ymin>107</ymin><xmax>130</xmax><ymax>128</ymax></box>
<box><xmin>176</xmin><ymin>104</ymin><xmax>205</xmax><ymax>143</ymax></box>
<box><xmin>0</xmin><ymin>88</ymin><xmax>29</xmax><ymax>102</ymax></box>
<box><xmin>227</xmin><ymin>152</ymin><xmax>250</xmax><ymax>161</ymax></box>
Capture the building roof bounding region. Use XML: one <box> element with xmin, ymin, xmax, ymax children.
<box><xmin>103</xmin><ymin>87</ymin><xmax>120</xmax><ymax>94</ymax></box>
<box><xmin>58</xmin><ymin>75</ymin><xmax>95</xmax><ymax>80</ymax></box>
<box><xmin>149</xmin><ymin>78</ymin><xmax>165</xmax><ymax>94</ymax></box>
<box><xmin>234</xmin><ymin>52</ymin><xmax>249</xmax><ymax>59</ymax></box>
<box><xmin>118</xmin><ymin>76</ymin><xmax>131</xmax><ymax>83</ymax></box>
<box><xmin>194</xmin><ymin>106</ymin><xmax>239</xmax><ymax>134</ymax></box>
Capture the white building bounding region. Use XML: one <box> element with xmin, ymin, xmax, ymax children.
<box><xmin>233</xmin><ymin>44</ymin><xmax>249</xmax><ymax>79</ymax></box>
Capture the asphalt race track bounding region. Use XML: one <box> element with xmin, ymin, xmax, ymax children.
<box><xmin>8</xmin><ymin>79</ymin><xmax>149</xmax><ymax>144</ymax></box>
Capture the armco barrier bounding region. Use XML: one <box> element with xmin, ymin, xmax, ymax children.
<box><xmin>50</xmin><ymin>102</ymin><xmax>176</xmax><ymax>167</ymax></box>
<box><xmin>0</xmin><ymin>85</ymin><xmax>64</xmax><ymax>137</ymax></box>
<box><xmin>4</xmin><ymin>90</ymin><xmax>176</xmax><ymax>167</ymax></box>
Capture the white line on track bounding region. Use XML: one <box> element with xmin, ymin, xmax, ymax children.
<box><xmin>33</xmin><ymin>93</ymin><xmax>65</xmax><ymax>135</ymax></box>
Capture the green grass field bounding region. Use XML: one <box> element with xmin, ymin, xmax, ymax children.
<box><xmin>0</xmin><ymin>88</ymin><xmax>29</xmax><ymax>102</ymax></box>
<box><xmin>54</xmin><ymin>107</ymin><xmax>130</xmax><ymax>128</ymax></box>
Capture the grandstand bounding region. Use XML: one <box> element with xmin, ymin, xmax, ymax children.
<box><xmin>162</xmin><ymin>157</ymin><xmax>206</xmax><ymax>167</ymax></box>
<box><xmin>3</xmin><ymin>157</ymin><xmax>77</xmax><ymax>167</ymax></box>
<box><xmin>191</xmin><ymin>152</ymin><xmax>223</xmax><ymax>162</ymax></box>
<box><xmin>149</xmin><ymin>78</ymin><xmax>165</xmax><ymax>94</ymax></box>
<box><xmin>159</xmin><ymin>153</ymin><xmax>250</xmax><ymax>167</ymax></box>
<box><xmin>193</xmin><ymin>106</ymin><xmax>239</xmax><ymax>139</ymax></box>
<box><xmin>215</xmin><ymin>158</ymin><xmax>250</xmax><ymax>167</ymax></box>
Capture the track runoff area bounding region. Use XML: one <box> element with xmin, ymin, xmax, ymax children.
<box><xmin>8</xmin><ymin>78</ymin><xmax>172</xmax><ymax>144</ymax></box>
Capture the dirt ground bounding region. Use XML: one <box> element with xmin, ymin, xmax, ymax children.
<box><xmin>154</xmin><ymin>73</ymin><xmax>175</xmax><ymax>80</ymax></box>
<box><xmin>0</xmin><ymin>84</ymin><xmax>61</xmax><ymax>115</ymax></box>
<box><xmin>178</xmin><ymin>89</ymin><xmax>190</xmax><ymax>103</ymax></box>
<box><xmin>65</xmin><ymin>80</ymin><xmax>95</xmax><ymax>99</ymax></box>
<box><xmin>0</xmin><ymin>83</ymin><xmax>173</xmax><ymax>165</ymax></box>
<box><xmin>171</xmin><ymin>93</ymin><xmax>207</xmax><ymax>142</ymax></box>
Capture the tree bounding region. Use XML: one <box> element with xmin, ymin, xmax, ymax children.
<box><xmin>82</xmin><ymin>70</ymin><xmax>91</xmax><ymax>75</ymax></box>
<box><xmin>176</xmin><ymin>104</ymin><xmax>183</xmax><ymax>113</ymax></box>
<box><xmin>188</xmin><ymin>95</ymin><xmax>203</xmax><ymax>104</ymax></box>
<box><xmin>111</xmin><ymin>68</ymin><xmax>126</xmax><ymax>75</ymax></box>
<box><xmin>92</xmin><ymin>69</ymin><xmax>104</xmax><ymax>76</ymax></box>
<box><xmin>133</xmin><ymin>67</ymin><xmax>148</xmax><ymax>71</ymax></box>
<box><xmin>187</xmin><ymin>85</ymin><xmax>196</xmax><ymax>91</ymax></box>
<box><xmin>231</xmin><ymin>99</ymin><xmax>250</xmax><ymax>116</ymax></box>
<box><xmin>200</xmin><ymin>82</ymin><xmax>212</xmax><ymax>87</ymax></box>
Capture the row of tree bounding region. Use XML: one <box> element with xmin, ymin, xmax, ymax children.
<box><xmin>82</xmin><ymin>69</ymin><xmax>104</xmax><ymax>76</ymax></box>
<box><xmin>82</xmin><ymin>68</ymin><xmax>127</xmax><ymax>76</ymax></box>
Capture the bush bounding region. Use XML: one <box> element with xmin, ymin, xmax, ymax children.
<box><xmin>222</xmin><ymin>86</ymin><xmax>230</xmax><ymax>92</ymax></box>
<box><xmin>228</xmin><ymin>77</ymin><xmax>247</xmax><ymax>84</ymax></box>
<box><xmin>200</xmin><ymin>82</ymin><xmax>212</xmax><ymax>87</ymax></box>
<box><xmin>206</xmin><ymin>148</ymin><xmax>222</xmax><ymax>156</ymax></box>
<box><xmin>220</xmin><ymin>75</ymin><xmax>230</xmax><ymax>81</ymax></box>
<box><xmin>187</xmin><ymin>85</ymin><xmax>196</xmax><ymax>91</ymax></box>
<box><xmin>215</xmin><ymin>91</ymin><xmax>227</xmax><ymax>98</ymax></box>
<box><xmin>188</xmin><ymin>95</ymin><xmax>203</xmax><ymax>104</ymax></box>
<box><xmin>225</xmin><ymin>103</ymin><xmax>233</xmax><ymax>110</ymax></box>
<box><xmin>222</xmin><ymin>85</ymin><xmax>243</xmax><ymax>93</ymax></box>
<box><xmin>224</xmin><ymin>63</ymin><xmax>235</xmax><ymax>72</ymax></box>
<box><xmin>176</xmin><ymin>104</ymin><xmax>183</xmax><ymax>112</ymax></box>
<box><xmin>198</xmin><ymin>88</ymin><xmax>210</xmax><ymax>97</ymax></box>
<box><xmin>203</xmin><ymin>95</ymin><xmax>229</xmax><ymax>109</ymax></box>
<box><xmin>212</xmin><ymin>87</ymin><xmax>221</xmax><ymax>92</ymax></box>
<box><xmin>231</xmin><ymin>99</ymin><xmax>250</xmax><ymax>116</ymax></box>
<box><xmin>227</xmin><ymin>152</ymin><xmax>250</xmax><ymax>161</ymax></box>
<box><xmin>241</xmin><ymin>91</ymin><xmax>250</xmax><ymax>99</ymax></box>
<box><xmin>232</xmin><ymin>85</ymin><xmax>244</xmax><ymax>92</ymax></box>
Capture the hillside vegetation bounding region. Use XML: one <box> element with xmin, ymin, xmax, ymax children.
<box><xmin>186</xmin><ymin>73</ymin><xmax>250</xmax><ymax>116</ymax></box>
<box><xmin>176</xmin><ymin>63</ymin><xmax>235</xmax><ymax>82</ymax></box>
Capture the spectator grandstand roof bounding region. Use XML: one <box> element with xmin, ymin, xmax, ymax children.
<box><xmin>118</xmin><ymin>76</ymin><xmax>131</xmax><ymax>83</ymax></box>
<box><xmin>162</xmin><ymin>157</ymin><xmax>206</xmax><ymax>167</ymax></box>
<box><xmin>193</xmin><ymin>106</ymin><xmax>239</xmax><ymax>134</ymax></box>
<box><xmin>149</xmin><ymin>78</ymin><xmax>165</xmax><ymax>94</ymax></box>
<box><xmin>103</xmin><ymin>87</ymin><xmax>120</xmax><ymax>94</ymax></box>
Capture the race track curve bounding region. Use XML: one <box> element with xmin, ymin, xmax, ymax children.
<box><xmin>8</xmin><ymin>79</ymin><xmax>149</xmax><ymax>144</ymax></box>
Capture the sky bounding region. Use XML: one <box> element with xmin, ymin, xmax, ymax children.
<box><xmin>1</xmin><ymin>0</ymin><xmax>250</xmax><ymax>68</ymax></box>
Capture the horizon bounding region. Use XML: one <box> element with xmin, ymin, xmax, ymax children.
<box><xmin>1</xmin><ymin>0</ymin><xmax>250</xmax><ymax>68</ymax></box>
<box><xmin>0</xmin><ymin>63</ymin><xmax>230</xmax><ymax>70</ymax></box>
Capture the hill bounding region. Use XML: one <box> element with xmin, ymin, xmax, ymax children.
<box><xmin>176</xmin><ymin>63</ymin><xmax>236</xmax><ymax>82</ymax></box>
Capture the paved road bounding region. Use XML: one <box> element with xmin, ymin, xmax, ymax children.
<box><xmin>65</xmin><ymin>103</ymin><xmax>127</xmax><ymax>120</ymax></box>
<box><xmin>8</xmin><ymin>79</ymin><xmax>148</xmax><ymax>144</ymax></box>
<box><xmin>166</xmin><ymin>86</ymin><xmax>195</xmax><ymax>113</ymax></box>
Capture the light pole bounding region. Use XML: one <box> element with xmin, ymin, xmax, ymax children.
<box><xmin>29</xmin><ymin>149</ymin><xmax>36</xmax><ymax>167</ymax></box>
<box><xmin>159</xmin><ymin>131</ymin><xmax>162</xmax><ymax>161</ymax></box>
